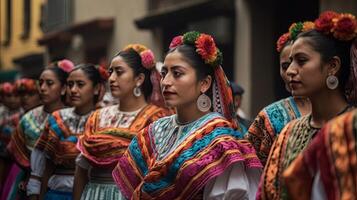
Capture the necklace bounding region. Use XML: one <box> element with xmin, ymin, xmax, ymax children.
<box><xmin>308</xmin><ymin>104</ymin><xmax>351</xmax><ymax>129</ymax></box>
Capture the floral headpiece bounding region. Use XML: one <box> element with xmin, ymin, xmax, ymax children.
<box><xmin>169</xmin><ymin>31</ymin><xmax>223</xmax><ymax>68</ymax></box>
<box><xmin>97</xmin><ymin>64</ymin><xmax>110</xmax><ymax>80</ymax></box>
<box><xmin>15</xmin><ymin>78</ymin><xmax>38</xmax><ymax>93</ymax></box>
<box><xmin>315</xmin><ymin>11</ymin><xmax>357</xmax><ymax>41</ymax></box>
<box><xmin>57</xmin><ymin>59</ymin><xmax>75</xmax><ymax>73</ymax></box>
<box><xmin>0</xmin><ymin>82</ymin><xmax>16</xmax><ymax>95</ymax></box>
<box><xmin>277</xmin><ymin>21</ymin><xmax>315</xmax><ymax>52</ymax></box>
<box><xmin>123</xmin><ymin>44</ymin><xmax>156</xmax><ymax>70</ymax></box>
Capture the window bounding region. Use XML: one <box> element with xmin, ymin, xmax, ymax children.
<box><xmin>21</xmin><ymin>0</ymin><xmax>31</xmax><ymax>39</ymax></box>
<box><xmin>3</xmin><ymin>0</ymin><xmax>12</xmax><ymax>46</ymax></box>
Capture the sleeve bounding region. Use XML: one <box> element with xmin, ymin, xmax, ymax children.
<box><xmin>203</xmin><ymin>162</ymin><xmax>262</xmax><ymax>200</ymax></box>
<box><xmin>245</xmin><ymin>110</ymin><xmax>275</xmax><ymax>166</ymax></box>
<box><xmin>27</xmin><ymin>148</ymin><xmax>47</xmax><ymax>195</ymax></box>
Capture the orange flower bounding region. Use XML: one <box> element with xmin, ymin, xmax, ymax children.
<box><xmin>302</xmin><ymin>21</ymin><xmax>315</xmax><ymax>32</ymax></box>
<box><xmin>195</xmin><ymin>34</ymin><xmax>217</xmax><ymax>64</ymax></box>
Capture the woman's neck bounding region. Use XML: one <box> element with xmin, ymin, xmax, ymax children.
<box><xmin>44</xmin><ymin>101</ymin><xmax>64</xmax><ymax>113</ymax></box>
<box><xmin>74</xmin><ymin>103</ymin><xmax>95</xmax><ymax>116</ymax></box>
<box><xmin>309</xmin><ymin>90</ymin><xmax>349</xmax><ymax>128</ymax></box>
<box><xmin>176</xmin><ymin>102</ymin><xmax>209</xmax><ymax>125</ymax></box>
<box><xmin>293</xmin><ymin>96</ymin><xmax>311</xmax><ymax>116</ymax></box>
<box><xmin>119</xmin><ymin>95</ymin><xmax>147</xmax><ymax>112</ymax></box>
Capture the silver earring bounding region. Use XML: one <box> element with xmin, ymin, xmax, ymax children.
<box><xmin>326</xmin><ymin>75</ymin><xmax>339</xmax><ymax>90</ymax></box>
<box><xmin>133</xmin><ymin>87</ymin><xmax>141</xmax><ymax>97</ymax></box>
<box><xmin>197</xmin><ymin>93</ymin><xmax>211</xmax><ymax>112</ymax></box>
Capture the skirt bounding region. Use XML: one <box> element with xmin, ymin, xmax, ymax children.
<box><xmin>80</xmin><ymin>182</ymin><xmax>124</xmax><ymax>200</ymax></box>
<box><xmin>44</xmin><ymin>189</ymin><xmax>72</xmax><ymax>200</ymax></box>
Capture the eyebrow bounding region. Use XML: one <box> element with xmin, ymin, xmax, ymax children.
<box><xmin>110</xmin><ymin>65</ymin><xmax>124</xmax><ymax>70</ymax></box>
<box><xmin>161</xmin><ymin>65</ymin><xmax>185</xmax><ymax>71</ymax></box>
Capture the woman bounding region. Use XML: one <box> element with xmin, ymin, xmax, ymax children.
<box><xmin>31</xmin><ymin>63</ymin><xmax>106</xmax><ymax>200</ymax></box>
<box><xmin>25</xmin><ymin>60</ymin><xmax>74</xmax><ymax>198</ymax></box>
<box><xmin>283</xmin><ymin>14</ymin><xmax>357</xmax><ymax>200</ymax></box>
<box><xmin>73</xmin><ymin>44</ymin><xmax>170</xmax><ymax>200</ymax></box>
<box><xmin>3</xmin><ymin>78</ymin><xmax>42</xmax><ymax>200</ymax></box>
<box><xmin>16</xmin><ymin>78</ymin><xmax>42</xmax><ymax>112</ymax></box>
<box><xmin>112</xmin><ymin>31</ymin><xmax>262</xmax><ymax>200</ymax></box>
<box><xmin>258</xmin><ymin>11</ymin><xmax>356</xmax><ymax>200</ymax></box>
<box><xmin>0</xmin><ymin>82</ymin><xmax>22</xmax><ymax>193</ymax></box>
<box><xmin>245</xmin><ymin>22</ymin><xmax>313</xmax><ymax>165</ymax></box>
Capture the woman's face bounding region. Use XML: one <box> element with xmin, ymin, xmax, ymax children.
<box><xmin>161</xmin><ymin>51</ymin><xmax>206</xmax><ymax>109</ymax></box>
<box><xmin>67</xmin><ymin>69</ymin><xmax>96</xmax><ymax>109</ymax></box>
<box><xmin>287</xmin><ymin>38</ymin><xmax>329</xmax><ymax>97</ymax></box>
<box><xmin>108</xmin><ymin>56</ymin><xmax>141</xmax><ymax>99</ymax></box>
<box><xmin>38</xmin><ymin>69</ymin><xmax>64</xmax><ymax>106</ymax></box>
<box><xmin>20</xmin><ymin>91</ymin><xmax>41</xmax><ymax>111</ymax></box>
<box><xmin>3</xmin><ymin>93</ymin><xmax>21</xmax><ymax>110</ymax></box>
<box><xmin>280</xmin><ymin>44</ymin><xmax>292</xmax><ymax>92</ymax></box>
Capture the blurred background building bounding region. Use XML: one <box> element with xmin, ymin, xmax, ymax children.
<box><xmin>1</xmin><ymin>0</ymin><xmax>356</xmax><ymax>117</ymax></box>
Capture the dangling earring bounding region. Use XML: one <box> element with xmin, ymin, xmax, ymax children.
<box><xmin>326</xmin><ymin>74</ymin><xmax>339</xmax><ymax>90</ymax></box>
<box><xmin>133</xmin><ymin>86</ymin><xmax>141</xmax><ymax>97</ymax></box>
<box><xmin>197</xmin><ymin>93</ymin><xmax>211</xmax><ymax>112</ymax></box>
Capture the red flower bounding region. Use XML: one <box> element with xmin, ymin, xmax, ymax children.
<box><xmin>140</xmin><ymin>50</ymin><xmax>155</xmax><ymax>69</ymax></box>
<box><xmin>195</xmin><ymin>34</ymin><xmax>217</xmax><ymax>64</ymax></box>
<box><xmin>276</xmin><ymin>32</ymin><xmax>290</xmax><ymax>52</ymax></box>
<box><xmin>169</xmin><ymin>36</ymin><xmax>183</xmax><ymax>49</ymax></box>
<box><xmin>1</xmin><ymin>82</ymin><xmax>16</xmax><ymax>94</ymax></box>
<box><xmin>98</xmin><ymin>65</ymin><xmax>110</xmax><ymax>80</ymax></box>
<box><xmin>332</xmin><ymin>14</ymin><xmax>357</xmax><ymax>41</ymax></box>
<box><xmin>315</xmin><ymin>11</ymin><xmax>339</xmax><ymax>33</ymax></box>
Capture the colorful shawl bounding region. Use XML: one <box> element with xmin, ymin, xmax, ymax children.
<box><xmin>245</xmin><ymin>96</ymin><xmax>301</xmax><ymax>165</ymax></box>
<box><xmin>0</xmin><ymin>108</ymin><xmax>23</xmax><ymax>156</ymax></box>
<box><xmin>35</xmin><ymin>107</ymin><xmax>91</xmax><ymax>168</ymax></box>
<box><xmin>257</xmin><ymin>115</ymin><xmax>319</xmax><ymax>200</ymax></box>
<box><xmin>284</xmin><ymin>109</ymin><xmax>357</xmax><ymax>200</ymax></box>
<box><xmin>7</xmin><ymin>106</ymin><xmax>49</xmax><ymax>168</ymax></box>
<box><xmin>112</xmin><ymin>112</ymin><xmax>262</xmax><ymax>200</ymax></box>
<box><xmin>77</xmin><ymin>104</ymin><xmax>170</xmax><ymax>167</ymax></box>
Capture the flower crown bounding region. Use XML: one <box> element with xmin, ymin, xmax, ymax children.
<box><xmin>15</xmin><ymin>78</ymin><xmax>37</xmax><ymax>93</ymax></box>
<box><xmin>0</xmin><ymin>82</ymin><xmax>16</xmax><ymax>94</ymax></box>
<box><xmin>123</xmin><ymin>44</ymin><xmax>156</xmax><ymax>70</ymax></box>
<box><xmin>169</xmin><ymin>31</ymin><xmax>223</xmax><ymax>67</ymax></box>
<box><xmin>277</xmin><ymin>21</ymin><xmax>315</xmax><ymax>52</ymax></box>
<box><xmin>314</xmin><ymin>11</ymin><xmax>357</xmax><ymax>41</ymax></box>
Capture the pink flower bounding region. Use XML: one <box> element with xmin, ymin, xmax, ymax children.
<box><xmin>141</xmin><ymin>50</ymin><xmax>155</xmax><ymax>69</ymax></box>
<box><xmin>169</xmin><ymin>36</ymin><xmax>183</xmax><ymax>49</ymax></box>
<box><xmin>58</xmin><ymin>59</ymin><xmax>74</xmax><ymax>73</ymax></box>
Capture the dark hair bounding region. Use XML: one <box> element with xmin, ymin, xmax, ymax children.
<box><xmin>297</xmin><ymin>29</ymin><xmax>351</xmax><ymax>91</ymax></box>
<box><xmin>69</xmin><ymin>63</ymin><xmax>105</xmax><ymax>103</ymax></box>
<box><xmin>279</xmin><ymin>40</ymin><xmax>293</xmax><ymax>57</ymax></box>
<box><xmin>43</xmin><ymin>64</ymin><xmax>70</xmax><ymax>103</ymax></box>
<box><xmin>167</xmin><ymin>44</ymin><xmax>215</xmax><ymax>97</ymax></box>
<box><xmin>115</xmin><ymin>48</ymin><xmax>153</xmax><ymax>100</ymax></box>
<box><xmin>45</xmin><ymin>66</ymin><xmax>69</xmax><ymax>86</ymax></box>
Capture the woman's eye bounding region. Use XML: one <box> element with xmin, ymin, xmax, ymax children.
<box><xmin>108</xmin><ymin>68</ymin><xmax>113</xmax><ymax>74</ymax></box>
<box><xmin>160</xmin><ymin>71</ymin><xmax>167</xmax><ymax>78</ymax></box>
<box><xmin>173</xmin><ymin>71</ymin><xmax>182</xmax><ymax>77</ymax></box>
<box><xmin>281</xmin><ymin>62</ymin><xmax>290</xmax><ymax>70</ymax></box>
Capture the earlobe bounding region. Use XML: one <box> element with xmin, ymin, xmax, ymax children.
<box><xmin>200</xmin><ymin>75</ymin><xmax>212</xmax><ymax>93</ymax></box>
<box><xmin>61</xmin><ymin>87</ymin><xmax>66</xmax><ymax>95</ymax></box>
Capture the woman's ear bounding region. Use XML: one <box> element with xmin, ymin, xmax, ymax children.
<box><xmin>135</xmin><ymin>73</ymin><xmax>145</xmax><ymax>87</ymax></box>
<box><xmin>200</xmin><ymin>75</ymin><xmax>212</xmax><ymax>93</ymax></box>
<box><xmin>327</xmin><ymin>56</ymin><xmax>341</xmax><ymax>75</ymax></box>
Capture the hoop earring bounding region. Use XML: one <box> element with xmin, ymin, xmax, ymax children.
<box><xmin>326</xmin><ymin>75</ymin><xmax>339</xmax><ymax>90</ymax></box>
<box><xmin>197</xmin><ymin>93</ymin><xmax>211</xmax><ymax>112</ymax></box>
<box><xmin>133</xmin><ymin>87</ymin><xmax>141</xmax><ymax>97</ymax></box>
